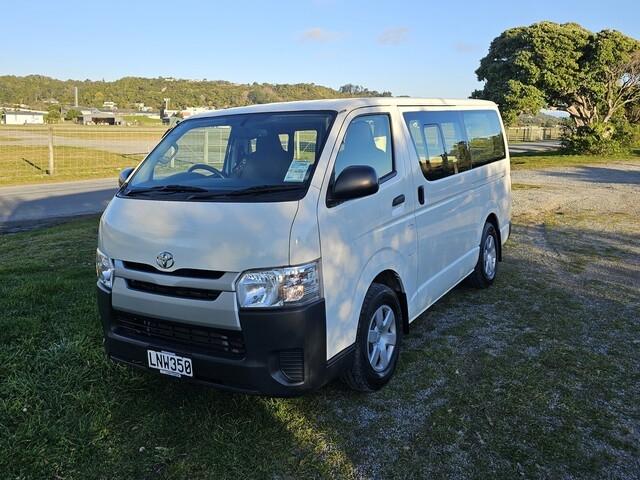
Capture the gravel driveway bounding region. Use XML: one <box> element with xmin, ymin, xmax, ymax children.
<box><xmin>511</xmin><ymin>161</ymin><xmax>640</xmax><ymax>220</ymax></box>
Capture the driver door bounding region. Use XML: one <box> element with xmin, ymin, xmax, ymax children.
<box><xmin>317</xmin><ymin>108</ymin><xmax>417</xmax><ymax>360</ymax></box>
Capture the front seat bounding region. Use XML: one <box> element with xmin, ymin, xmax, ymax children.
<box><xmin>240</xmin><ymin>134</ymin><xmax>291</xmax><ymax>182</ymax></box>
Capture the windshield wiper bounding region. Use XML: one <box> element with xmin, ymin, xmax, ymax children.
<box><xmin>186</xmin><ymin>184</ymin><xmax>304</xmax><ymax>200</ymax></box>
<box><xmin>125</xmin><ymin>184</ymin><xmax>209</xmax><ymax>196</ymax></box>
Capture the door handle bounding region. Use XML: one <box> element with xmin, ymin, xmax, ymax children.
<box><xmin>417</xmin><ymin>186</ymin><xmax>425</xmax><ymax>205</ymax></box>
<box><xmin>392</xmin><ymin>194</ymin><xmax>405</xmax><ymax>207</ymax></box>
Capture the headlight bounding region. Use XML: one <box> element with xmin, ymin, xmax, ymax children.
<box><xmin>236</xmin><ymin>261</ymin><xmax>321</xmax><ymax>308</ymax></box>
<box><xmin>96</xmin><ymin>248</ymin><xmax>114</xmax><ymax>289</ymax></box>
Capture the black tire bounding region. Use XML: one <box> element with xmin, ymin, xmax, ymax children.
<box><xmin>341</xmin><ymin>283</ymin><xmax>403</xmax><ymax>392</ymax></box>
<box><xmin>467</xmin><ymin>222</ymin><xmax>499</xmax><ymax>289</ymax></box>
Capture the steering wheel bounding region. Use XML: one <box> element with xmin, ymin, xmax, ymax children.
<box><xmin>188</xmin><ymin>163</ymin><xmax>225</xmax><ymax>178</ymax></box>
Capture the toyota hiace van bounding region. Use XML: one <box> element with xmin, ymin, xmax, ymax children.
<box><xmin>96</xmin><ymin>98</ymin><xmax>511</xmax><ymax>395</ymax></box>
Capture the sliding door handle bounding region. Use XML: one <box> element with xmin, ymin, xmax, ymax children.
<box><xmin>417</xmin><ymin>186</ymin><xmax>425</xmax><ymax>205</ymax></box>
<box><xmin>392</xmin><ymin>194</ymin><xmax>405</xmax><ymax>207</ymax></box>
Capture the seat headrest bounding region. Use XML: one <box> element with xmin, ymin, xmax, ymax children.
<box><xmin>256</xmin><ymin>134</ymin><xmax>285</xmax><ymax>154</ymax></box>
<box><xmin>344</xmin><ymin>121</ymin><xmax>376</xmax><ymax>154</ymax></box>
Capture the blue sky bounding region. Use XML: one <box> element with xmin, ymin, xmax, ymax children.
<box><xmin>1</xmin><ymin>0</ymin><xmax>638</xmax><ymax>98</ymax></box>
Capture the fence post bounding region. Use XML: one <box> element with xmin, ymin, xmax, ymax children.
<box><xmin>203</xmin><ymin>129</ymin><xmax>209</xmax><ymax>164</ymax></box>
<box><xmin>47</xmin><ymin>126</ymin><xmax>55</xmax><ymax>175</ymax></box>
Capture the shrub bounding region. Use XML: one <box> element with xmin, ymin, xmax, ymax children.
<box><xmin>562</xmin><ymin>120</ymin><xmax>636</xmax><ymax>155</ymax></box>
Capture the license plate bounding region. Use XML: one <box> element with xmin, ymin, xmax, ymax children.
<box><xmin>147</xmin><ymin>350</ymin><xmax>193</xmax><ymax>378</ymax></box>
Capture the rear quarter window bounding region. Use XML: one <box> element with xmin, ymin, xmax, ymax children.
<box><xmin>403</xmin><ymin>110</ymin><xmax>470</xmax><ymax>181</ymax></box>
<box><xmin>462</xmin><ymin>110</ymin><xmax>506</xmax><ymax>167</ymax></box>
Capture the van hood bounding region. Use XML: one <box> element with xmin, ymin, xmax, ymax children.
<box><xmin>99</xmin><ymin>196</ymin><xmax>299</xmax><ymax>273</ymax></box>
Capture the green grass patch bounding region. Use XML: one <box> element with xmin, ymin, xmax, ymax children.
<box><xmin>0</xmin><ymin>214</ymin><xmax>638</xmax><ymax>478</ymax></box>
<box><xmin>510</xmin><ymin>148</ymin><xmax>640</xmax><ymax>170</ymax></box>
<box><xmin>511</xmin><ymin>182</ymin><xmax>541</xmax><ymax>190</ymax></box>
<box><xmin>122</xmin><ymin>116</ymin><xmax>164</xmax><ymax>126</ymax></box>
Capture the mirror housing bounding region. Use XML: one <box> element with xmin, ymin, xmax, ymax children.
<box><xmin>118</xmin><ymin>167</ymin><xmax>135</xmax><ymax>188</ymax></box>
<box><xmin>330</xmin><ymin>165</ymin><xmax>379</xmax><ymax>204</ymax></box>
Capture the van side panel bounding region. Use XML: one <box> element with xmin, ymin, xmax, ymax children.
<box><xmin>399</xmin><ymin>105</ymin><xmax>511</xmax><ymax>321</ymax></box>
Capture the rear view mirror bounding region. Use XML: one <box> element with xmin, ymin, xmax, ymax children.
<box><xmin>158</xmin><ymin>143</ymin><xmax>178</xmax><ymax>165</ymax></box>
<box><xmin>118</xmin><ymin>167</ymin><xmax>135</xmax><ymax>188</ymax></box>
<box><xmin>330</xmin><ymin>165</ymin><xmax>379</xmax><ymax>205</ymax></box>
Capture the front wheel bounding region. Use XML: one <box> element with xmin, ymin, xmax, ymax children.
<box><xmin>467</xmin><ymin>222</ymin><xmax>499</xmax><ymax>288</ymax></box>
<box><xmin>342</xmin><ymin>283</ymin><xmax>403</xmax><ymax>392</ymax></box>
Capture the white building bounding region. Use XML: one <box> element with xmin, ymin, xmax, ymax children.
<box><xmin>2</xmin><ymin>110</ymin><xmax>46</xmax><ymax>125</ymax></box>
<box><xmin>181</xmin><ymin>106</ymin><xmax>216</xmax><ymax>117</ymax></box>
<box><xmin>134</xmin><ymin>102</ymin><xmax>153</xmax><ymax>112</ymax></box>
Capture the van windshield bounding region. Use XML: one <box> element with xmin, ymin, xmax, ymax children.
<box><xmin>122</xmin><ymin>111</ymin><xmax>336</xmax><ymax>201</ymax></box>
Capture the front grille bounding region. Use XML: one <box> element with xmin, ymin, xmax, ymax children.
<box><xmin>114</xmin><ymin>311</ymin><xmax>245</xmax><ymax>358</ymax></box>
<box><xmin>279</xmin><ymin>349</ymin><xmax>304</xmax><ymax>383</ymax></box>
<box><xmin>126</xmin><ymin>279</ymin><xmax>220</xmax><ymax>301</ymax></box>
<box><xmin>122</xmin><ymin>261</ymin><xmax>225</xmax><ymax>279</ymax></box>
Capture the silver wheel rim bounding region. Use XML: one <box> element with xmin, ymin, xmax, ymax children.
<box><xmin>367</xmin><ymin>305</ymin><xmax>396</xmax><ymax>372</ymax></box>
<box><xmin>483</xmin><ymin>234</ymin><xmax>497</xmax><ymax>279</ymax></box>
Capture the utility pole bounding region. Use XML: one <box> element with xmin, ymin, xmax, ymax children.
<box><xmin>74</xmin><ymin>86</ymin><xmax>78</xmax><ymax>107</ymax></box>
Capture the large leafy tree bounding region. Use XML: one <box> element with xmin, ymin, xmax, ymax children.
<box><xmin>473</xmin><ymin>22</ymin><xmax>640</xmax><ymax>127</ymax></box>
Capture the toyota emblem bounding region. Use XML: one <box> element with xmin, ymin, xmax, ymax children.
<box><xmin>156</xmin><ymin>251</ymin><xmax>174</xmax><ymax>269</ymax></box>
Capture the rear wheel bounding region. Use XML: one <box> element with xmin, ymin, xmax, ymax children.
<box><xmin>342</xmin><ymin>283</ymin><xmax>402</xmax><ymax>392</ymax></box>
<box><xmin>468</xmin><ymin>222</ymin><xmax>499</xmax><ymax>288</ymax></box>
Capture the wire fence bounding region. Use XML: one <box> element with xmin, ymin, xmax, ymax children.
<box><xmin>506</xmin><ymin>126</ymin><xmax>565</xmax><ymax>143</ymax></box>
<box><xmin>0</xmin><ymin>125</ymin><xmax>166</xmax><ymax>185</ymax></box>
<box><xmin>0</xmin><ymin>124</ymin><xmax>565</xmax><ymax>186</ymax></box>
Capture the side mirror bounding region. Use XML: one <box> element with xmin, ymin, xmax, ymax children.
<box><xmin>118</xmin><ymin>167</ymin><xmax>135</xmax><ymax>188</ymax></box>
<box><xmin>330</xmin><ymin>165</ymin><xmax>379</xmax><ymax>204</ymax></box>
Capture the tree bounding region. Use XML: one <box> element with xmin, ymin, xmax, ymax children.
<box><xmin>339</xmin><ymin>84</ymin><xmax>393</xmax><ymax>97</ymax></box>
<box><xmin>596</xmin><ymin>48</ymin><xmax>640</xmax><ymax>123</ymax></box>
<box><xmin>93</xmin><ymin>91</ymin><xmax>105</xmax><ymax>106</ymax></box>
<box><xmin>44</xmin><ymin>105</ymin><xmax>61</xmax><ymax>123</ymax></box>
<box><xmin>247</xmin><ymin>87</ymin><xmax>277</xmax><ymax>104</ymax></box>
<box><xmin>473</xmin><ymin>22</ymin><xmax>640</xmax><ymax>128</ymax></box>
<box><xmin>339</xmin><ymin>84</ymin><xmax>365</xmax><ymax>95</ymax></box>
<box><xmin>64</xmin><ymin>108</ymin><xmax>81</xmax><ymax>121</ymax></box>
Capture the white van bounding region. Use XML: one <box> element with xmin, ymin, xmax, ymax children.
<box><xmin>96</xmin><ymin>98</ymin><xmax>511</xmax><ymax>395</ymax></box>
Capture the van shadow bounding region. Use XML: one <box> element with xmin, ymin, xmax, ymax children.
<box><xmin>541</xmin><ymin>165</ymin><xmax>640</xmax><ymax>185</ymax></box>
<box><xmin>101</xmin><ymin>368</ymin><xmax>360</xmax><ymax>477</ymax></box>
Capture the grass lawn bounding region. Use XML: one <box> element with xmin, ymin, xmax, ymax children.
<box><xmin>0</xmin><ymin>145</ymin><xmax>143</xmax><ymax>186</ymax></box>
<box><xmin>1</xmin><ymin>207</ymin><xmax>638</xmax><ymax>478</ymax></box>
<box><xmin>122</xmin><ymin>116</ymin><xmax>165</xmax><ymax>126</ymax></box>
<box><xmin>510</xmin><ymin>148</ymin><xmax>640</xmax><ymax>170</ymax></box>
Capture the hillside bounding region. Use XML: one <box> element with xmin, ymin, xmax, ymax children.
<box><xmin>0</xmin><ymin>75</ymin><xmax>390</xmax><ymax>111</ymax></box>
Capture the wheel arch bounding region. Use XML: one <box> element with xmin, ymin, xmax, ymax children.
<box><xmin>332</xmin><ymin>248</ymin><xmax>412</xmax><ymax>359</ymax></box>
<box><xmin>485</xmin><ymin>212</ymin><xmax>502</xmax><ymax>261</ymax></box>
<box><xmin>372</xmin><ymin>269</ymin><xmax>410</xmax><ymax>334</ymax></box>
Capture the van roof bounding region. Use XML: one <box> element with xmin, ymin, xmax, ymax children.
<box><xmin>188</xmin><ymin>97</ymin><xmax>496</xmax><ymax>119</ymax></box>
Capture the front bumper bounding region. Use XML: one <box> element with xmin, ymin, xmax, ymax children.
<box><xmin>97</xmin><ymin>286</ymin><xmax>352</xmax><ymax>396</ymax></box>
